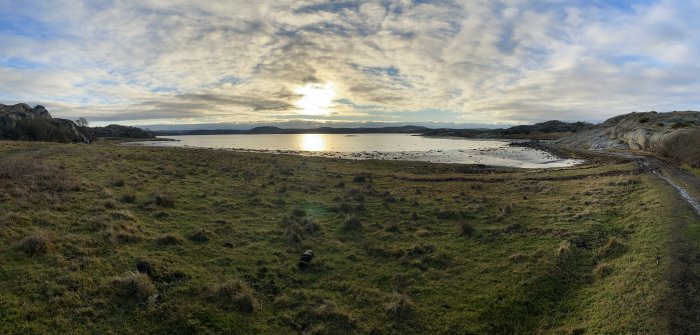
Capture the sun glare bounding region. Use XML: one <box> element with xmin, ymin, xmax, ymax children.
<box><xmin>294</xmin><ymin>83</ymin><xmax>336</xmax><ymax>116</ymax></box>
<box><xmin>299</xmin><ymin>134</ymin><xmax>326</xmax><ymax>151</ymax></box>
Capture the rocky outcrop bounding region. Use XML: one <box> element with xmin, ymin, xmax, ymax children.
<box><xmin>91</xmin><ymin>124</ymin><xmax>155</xmax><ymax>139</ymax></box>
<box><xmin>555</xmin><ymin>111</ymin><xmax>700</xmax><ymax>151</ymax></box>
<box><xmin>0</xmin><ymin>103</ymin><xmax>52</xmax><ymax>120</ymax></box>
<box><xmin>0</xmin><ymin>103</ymin><xmax>92</xmax><ymax>143</ymax></box>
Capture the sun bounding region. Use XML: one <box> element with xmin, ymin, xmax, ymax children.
<box><xmin>294</xmin><ymin>82</ymin><xmax>336</xmax><ymax>116</ymax></box>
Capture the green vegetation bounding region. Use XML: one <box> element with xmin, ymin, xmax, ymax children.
<box><xmin>0</xmin><ymin>140</ymin><xmax>697</xmax><ymax>334</ymax></box>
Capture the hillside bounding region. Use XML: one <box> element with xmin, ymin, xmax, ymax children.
<box><xmin>153</xmin><ymin>125</ymin><xmax>430</xmax><ymax>136</ymax></box>
<box><xmin>422</xmin><ymin>120</ymin><xmax>592</xmax><ymax>139</ymax></box>
<box><xmin>91</xmin><ymin>124</ymin><xmax>155</xmax><ymax>139</ymax></box>
<box><xmin>555</xmin><ymin>111</ymin><xmax>700</xmax><ymax>166</ymax></box>
<box><xmin>0</xmin><ymin>103</ymin><xmax>92</xmax><ymax>143</ymax></box>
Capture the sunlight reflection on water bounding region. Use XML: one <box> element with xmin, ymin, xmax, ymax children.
<box><xmin>130</xmin><ymin>134</ymin><xmax>583</xmax><ymax>168</ymax></box>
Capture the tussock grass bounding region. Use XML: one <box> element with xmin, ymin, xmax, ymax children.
<box><xmin>210</xmin><ymin>279</ymin><xmax>259</xmax><ymax>313</ymax></box>
<box><xmin>0</xmin><ymin>141</ymin><xmax>692</xmax><ymax>334</ymax></box>
<box><xmin>341</xmin><ymin>216</ymin><xmax>362</xmax><ymax>230</ymax></box>
<box><xmin>155</xmin><ymin>234</ymin><xmax>183</xmax><ymax>246</ymax></box>
<box><xmin>111</xmin><ymin>271</ymin><xmax>157</xmax><ymax>301</ymax></box>
<box><xmin>18</xmin><ymin>232</ymin><xmax>51</xmax><ymax>256</ymax></box>
<box><xmin>188</xmin><ymin>228</ymin><xmax>211</xmax><ymax>243</ymax></box>
<box><xmin>385</xmin><ymin>292</ymin><xmax>415</xmax><ymax>319</ymax></box>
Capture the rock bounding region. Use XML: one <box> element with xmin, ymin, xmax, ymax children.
<box><xmin>298</xmin><ymin>249</ymin><xmax>314</xmax><ymax>268</ymax></box>
<box><xmin>555</xmin><ymin>111</ymin><xmax>700</xmax><ymax>152</ymax></box>
<box><xmin>0</xmin><ymin>103</ymin><xmax>92</xmax><ymax>143</ymax></box>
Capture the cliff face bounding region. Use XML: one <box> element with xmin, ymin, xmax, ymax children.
<box><xmin>555</xmin><ymin>111</ymin><xmax>700</xmax><ymax>151</ymax></box>
<box><xmin>0</xmin><ymin>103</ymin><xmax>92</xmax><ymax>143</ymax></box>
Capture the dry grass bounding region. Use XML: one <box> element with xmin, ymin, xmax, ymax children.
<box><xmin>111</xmin><ymin>271</ymin><xmax>157</xmax><ymax>301</ymax></box>
<box><xmin>385</xmin><ymin>292</ymin><xmax>415</xmax><ymax>319</ymax></box>
<box><xmin>210</xmin><ymin>279</ymin><xmax>259</xmax><ymax>313</ymax></box>
<box><xmin>341</xmin><ymin>216</ymin><xmax>362</xmax><ymax>230</ymax></box>
<box><xmin>658</xmin><ymin>128</ymin><xmax>700</xmax><ymax>167</ymax></box>
<box><xmin>18</xmin><ymin>232</ymin><xmax>51</xmax><ymax>256</ymax></box>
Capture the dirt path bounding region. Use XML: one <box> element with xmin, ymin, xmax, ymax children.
<box><xmin>607</xmin><ymin>151</ymin><xmax>700</xmax><ymax>215</ymax></box>
<box><xmin>605</xmin><ymin>150</ymin><xmax>700</xmax><ymax>334</ymax></box>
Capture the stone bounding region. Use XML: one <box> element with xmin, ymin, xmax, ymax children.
<box><xmin>298</xmin><ymin>249</ymin><xmax>314</xmax><ymax>268</ymax></box>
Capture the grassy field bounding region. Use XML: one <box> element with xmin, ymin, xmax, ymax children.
<box><xmin>0</xmin><ymin>140</ymin><xmax>697</xmax><ymax>334</ymax></box>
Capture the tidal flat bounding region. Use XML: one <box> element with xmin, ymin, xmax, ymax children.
<box><xmin>0</xmin><ymin>140</ymin><xmax>698</xmax><ymax>334</ymax></box>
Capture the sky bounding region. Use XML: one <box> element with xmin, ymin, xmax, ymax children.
<box><xmin>1</xmin><ymin>0</ymin><xmax>699</xmax><ymax>129</ymax></box>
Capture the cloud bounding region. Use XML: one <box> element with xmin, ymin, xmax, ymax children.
<box><xmin>0</xmin><ymin>0</ymin><xmax>698</xmax><ymax>126</ymax></box>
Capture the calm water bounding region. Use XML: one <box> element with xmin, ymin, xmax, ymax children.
<box><xmin>131</xmin><ymin>134</ymin><xmax>582</xmax><ymax>168</ymax></box>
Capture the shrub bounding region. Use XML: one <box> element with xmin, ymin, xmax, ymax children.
<box><xmin>672</xmin><ymin>122</ymin><xmax>690</xmax><ymax>129</ymax></box>
<box><xmin>112</xmin><ymin>271</ymin><xmax>157</xmax><ymax>301</ymax></box>
<box><xmin>18</xmin><ymin>232</ymin><xmax>50</xmax><ymax>256</ymax></box>
<box><xmin>658</xmin><ymin>129</ymin><xmax>700</xmax><ymax>167</ymax></box>
<box><xmin>639</xmin><ymin>117</ymin><xmax>649</xmax><ymax>123</ymax></box>
<box><xmin>385</xmin><ymin>292</ymin><xmax>414</xmax><ymax>319</ymax></box>
<box><xmin>211</xmin><ymin>279</ymin><xmax>259</xmax><ymax>313</ymax></box>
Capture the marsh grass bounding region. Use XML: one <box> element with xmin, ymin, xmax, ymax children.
<box><xmin>0</xmin><ymin>141</ymin><xmax>691</xmax><ymax>334</ymax></box>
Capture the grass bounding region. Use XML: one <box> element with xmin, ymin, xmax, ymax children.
<box><xmin>0</xmin><ymin>140</ymin><xmax>696</xmax><ymax>334</ymax></box>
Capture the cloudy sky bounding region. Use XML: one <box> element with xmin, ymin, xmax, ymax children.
<box><xmin>1</xmin><ymin>0</ymin><xmax>699</xmax><ymax>128</ymax></box>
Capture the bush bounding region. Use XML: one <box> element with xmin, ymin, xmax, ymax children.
<box><xmin>211</xmin><ymin>279</ymin><xmax>259</xmax><ymax>313</ymax></box>
<box><xmin>658</xmin><ymin>129</ymin><xmax>700</xmax><ymax>167</ymax></box>
<box><xmin>111</xmin><ymin>271</ymin><xmax>157</xmax><ymax>301</ymax></box>
<box><xmin>18</xmin><ymin>232</ymin><xmax>50</xmax><ymax>256</ymax></box>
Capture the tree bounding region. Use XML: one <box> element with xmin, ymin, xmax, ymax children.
<box><xmin>75</xmin><ymin>117</ymin><xmax>89</xmax><ymax>127</ymax></box>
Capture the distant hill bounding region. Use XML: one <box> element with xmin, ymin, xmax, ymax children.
<box><xmin>0</xmin><ymin>103</ymin><xmax>92</xmax><ymax>143</ymax></box>
<box><xmin>153</xmin><ymin>125</ymin><xmax>430</xmax><ymax>136</ymax></box>
<box><xmin>91</xmin><ymin>124</ymin><xmax>155</xmax><ymax>139</ymax></box>
<box><xmin>422</xmin><ymin>120</ymin><xmax>592</xmax><ymax>139</ymax></box>
<box><xmin>555</xmin><ymin>111</ymin><xmax>700</xmax><ymax>166</ymax></box>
